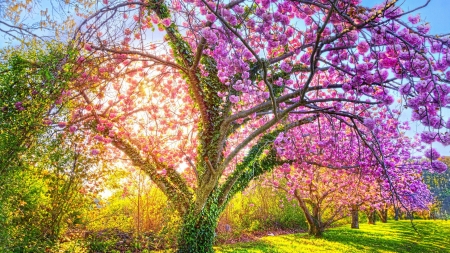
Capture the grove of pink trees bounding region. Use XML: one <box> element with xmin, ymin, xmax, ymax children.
<box><xmin>272</xmin><ymin>108</ymin><xmax>434</xmax><ymax>235</ymax></box>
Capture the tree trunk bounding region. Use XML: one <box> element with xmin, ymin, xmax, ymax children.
<box><xmin>377</xmin><ymin>208</ymin><xmax>388</xmax><ymax>223</ymax></box>
<box><xmin>351</xmin><ymin>206</ymin><xmax>359</xmax><ymax>229</ymax></box>
<box><xmin>394</xmin><ymin>207</ymin><xmax>399</xmax><ymax>221</ymax></box>
<box><xmin>294</xmin><ymin>190</ymin><xmax>324</xmax><ymax>237</ymax></box>
<box><xmin>177</xmin><ymin>203</ymin><xmax>220</xmax><ymax>253</ymax></box>
<box><xmin>367</xmin><ymin>209</ymin><xmax>376</xmax><ymax>225</ymax></box>
<box><xmin>308</xmin><ymin>219</ymin><xmax>324</xmax><ymax>237</ymax></box>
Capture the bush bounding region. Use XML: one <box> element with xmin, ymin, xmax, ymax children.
<box><xmin>217</xmin><ymin>184</ymin><xmax>307</xmax><ymax>241</ymax></box>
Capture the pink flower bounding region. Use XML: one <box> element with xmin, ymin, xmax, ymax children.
<box><xmin>77</xmin><ymin>56</ymin><xmax>85</xmax><ymax>64</ymax></box>
<box><xmin>96</xmin><ymin>124</ymin><xmax>105</xmax><ymax>132</ymax></box>
<box><xmin>229</xmin><ymin>95</ymin><xmax>240</xmax><ymax>103</ymax></box>
<box><xmin>425</xmin><ymin>148</ymin><xmax>440</xmax><ymax>160</ymax></box>
<box><xmin>357</xmin><ymin>41</ymin><xmax>369</xmax><ymax>54</ymax></box>
<box><xmin>421</xmin><ymin>131</ymin><xmax>436</xmax><ymax>144</ymax></box>
<box><xmin>14</xmin><ymin>102</ymin><xmax>24</xmax><ymax>111</ymax></box>
<box><xmin>57</xmin><ymin>122</ymin><xmax>67</xmax><ymax>128</ymax></box>
<box><xmin>408</xmin><ymin>14</ymin><xmax>420</xmax><ymax>24</ymax></box>
<box><xmin>91</xmin><ymin>149</ymin><xmax>100</xmax><ymax>156</ymax></box>
<box><xmin>431</xmin><ymin>160</ymin><xmax>447</xmax><ymax>173</ymax></box>
<box><xmin>206</xmin><ymin>14</ymin><xmax>216</xmax><ymax>23</ymax></box>
<box><xmin>43</xmin><ymin>119</ymin><xmax>53</xmax><ymax>125</ymax></box>
<box><xmin>280</xmin><ymin>62</ymin><xmax>292</xmax><ymax>72</ymax></box>
<box><xmin>161</xmin><ymin>18</ymin><xmax>171</xmax><ymax>27</ymax></box>
<box><xmin>364</xmin><ymin>118</ymin><xmax>376</xmax><ymax>131</ymax></box>
<box><xmin>281</xmin><ymin>163</ymin><xmax>291</xmax><ymax>174</ymax></box>
<box><xmin>69</xmin><ymin>125</ymin><xmax>77</xmax><ymax>133</ymax></box>
<box><xmin>84</xmin><ymin>44</ymin><xmax>92</xmax><ymax>51</ymax></box>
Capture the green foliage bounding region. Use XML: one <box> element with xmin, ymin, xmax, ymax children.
<box><xmin>84</xmin><ymin>169</ymin><xmax>181</xmax><ymax>251</ymax></box>
<box><xmin>177</xmin><ymin>195</ymin><xmax>221</xmax><ymax>253</ymax></box>
<box><xmin>86</xmin><ymin>230</ymin><xmax>120</xmax><ymax>253</ymax></box>
<box><xmin>217</xmin><ymin>185</ymin><xmax>306</xmax><ymax>241</ymax></box>
<box><xmin>215</xmin><ymin>220</ymin><xmax>450</xmax><ymax>253</ymax></box>
<box><xmin>423</xmin><ymin>157</ymin><xmax>450</xmax><ymax>218</ymax></box>
<box><xmin>0</xmin><ymin>41</ymin><xmax>78</xmax><ymax>173</ymax></box>
<box><xmin>0</xmin><ymin>136</ymin><xmax>93</xmax><ymax>252</ymax></box>
<box><xmin>0</xmin><ymin>167</ymin><xmax>51</xmax><ymax>252</ymax></box>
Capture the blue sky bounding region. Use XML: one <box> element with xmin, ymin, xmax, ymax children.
<box><xmin>362</xmin><ymin>0</ymin><xmax>450</xmax><ymax>155</ymax></box>
<box><xmin>362</xmin><ymin>0</ymin><xmax>450</xmax><ymax>34</ymax></box>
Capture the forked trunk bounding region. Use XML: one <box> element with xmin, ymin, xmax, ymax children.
<box><xmin>294</xmin><ymin>190</ymin><xmax>324</xmax><ymax>237</ymax></box>
<box><xmin>308</xmin><ymin>219</ymin><xmax>324</xmax><ymax>237</ymax></box>
<box><xmin>351</xmin><ymin>205</ymin><xmax>359</xmax><ymax>229</ymax></box>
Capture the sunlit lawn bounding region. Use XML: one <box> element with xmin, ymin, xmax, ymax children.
<box><xmin>215</xmin><ymin>220</ymin><xmax>450</xmax><ymax>253</ymax></box>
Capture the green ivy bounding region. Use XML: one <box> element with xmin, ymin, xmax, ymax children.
<box><xmin>0</xmin><ymin>41</ymin><xmax>78</xmax><ymax>174</ymax></box>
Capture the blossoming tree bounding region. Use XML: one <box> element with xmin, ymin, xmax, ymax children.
<box><xmin>56</xmin><ymin>0</ymin><xmax>450</xmax><ymax>251</ymax></box>
<box><xmin>272</xmin><ymin>110</ymin><xmax>434</xmax><ymax>235</ymax></box>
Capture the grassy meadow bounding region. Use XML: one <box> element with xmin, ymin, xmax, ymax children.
<box><xmin>215</xmin><ymin>220</ymin><xmax>450</xmax><ymax>253</ymax></box>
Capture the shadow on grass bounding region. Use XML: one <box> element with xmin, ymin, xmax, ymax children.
<box><xmin>215</xmin><ymin>220</ymin><xmax>450</xmax><ymax>253</ymax></box>
<box><xmin>322</xmin><ymin>221</ymin><xmax>449</xmax><ymax>253</ymax></box>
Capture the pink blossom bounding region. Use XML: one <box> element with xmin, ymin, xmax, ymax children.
<box><xmin>421</xmin><ymin>131</ymin><xmax>436</xmax><ymax>144</ymax></box>
<box><xmin>77</xmin><ymin>56</ymin><xmax>85</xmax><ymax>64</ymax></box>
<box><xmin>229</xmin><ymin>95</ymin><xmax>240</xmax><ymax>103</ymax></box>
<box><xmin>69</xmin><ymin>126</ymin><xmax>77</xmax><ymax>133</ymax></box>
<box><xmin>364</xmin><ymin>118</ymin><xmax>376</xmax><ymax>131</ymax></box>
<box><xmin>14</xmin><ymin>102</ymin><xmax>24</xmax><ymax>111</ymax></box>
<box><xmin>357</xmin><ymin>41</ymin><xmax>370</xmax><ymax>54</ymax></box>
<box><xmin>96</xmin><ymin>124</ymin><xmax>105</xmax><ymax>132</ymax></box>
<box><xmin>408</xmin><ymin>14</ymin><xmax>420</xmax><ymax>24</ymax></box>
<box><xmin>206</xmin><ymin>14</ymin><xmax>216</xmax><ymax>23</ymax></box>
<box><xmin>91</xmin><ymin>149</ymin><xmax>100</xmax><ymax>156</ymax></box>
<box><xmin>161</xmin><ymin>18</ymin><xmax>171</xmax><ymax>27</ymax></box>
<box><xmin>424</xmin><ymin>148</ymin><xmax>440</xmax><ymax>160</ymax></box>
<box><xmin>84</xmin><ymin>44</ymin><xmax>92</xmax><ymax>51</ymax></box>
<box><xmin>431</xmin><ymin>160</ymin><xmax>447</xmax><ymax>173</ymax></box>
<box><xmin>280</xmin><ymin>62</ymin><xmax>292</xmax><ymax>72</ymax></box>
<box><xmin>57</xmin><ymin>122</ymin><xmax>67</xmax><ymax>128</ymax></box>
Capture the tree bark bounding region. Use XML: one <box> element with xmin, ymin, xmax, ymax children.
<box><xmin>308</xmin><ymin>219</ymin><xmax>324</xmax><ymax>237</ymax></box>
<box><xmin>367</xmin><ymin>209</ymin><xmax>376</xmax><ymax>225</ymax></box>
<box><xmin>293</xmin><ymin>190</ymin><xmax>324</xmax><ymax>237</ymax></box>
<box><xmin>377</xmin><ymin>208</ymin><xmax>388</xmax><ymax>223</ymax></box>
<box><xmin>394</xmin><ymin>207</ymin><xmax>399</xmax><ymax>221</ymax></box>
<box><xmin>351</xmin><ymin>205</ymin><xmax>359</xmax><ymax>229</ymax></box>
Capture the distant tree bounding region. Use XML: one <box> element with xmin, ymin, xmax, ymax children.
<box><xmin>423</xmin><ymin>156</ymin><xmax>450</xmax><ymax>218</ymax></box>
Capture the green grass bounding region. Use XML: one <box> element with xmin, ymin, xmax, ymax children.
<box><xmin>215</xmin><ymin>220</ymin><xmax>450</xmax><ymax>253</ymax></box>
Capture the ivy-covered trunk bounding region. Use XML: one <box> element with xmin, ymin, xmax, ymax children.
<box><xmin>177</xmin><ymin>199</ymin><xmax>221</xmax><ymax>253</ymax></box>
<box><xmin>351</xmin><ymin>205</ymin><xmax>359</xmax><ymax>229</ymax></box>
